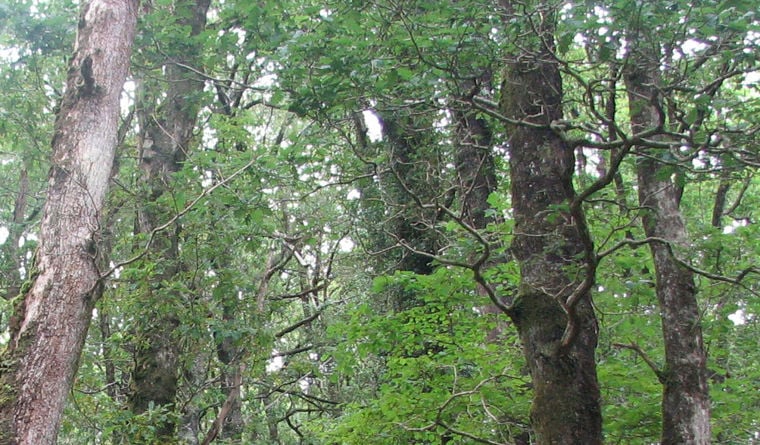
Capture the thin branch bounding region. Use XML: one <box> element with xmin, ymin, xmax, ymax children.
<box><xmin>398</xmin><ymin>374</ymin><xmax>510</xmax><ymax>445</ymax></box>
<box><xmin>723</xmin><ymin>173</ymin><xmax>753</xmax><ymax>217</ymax></box>
<box><xmin>271</xmin><ymin>344</ymin><xmax>314</xmax><ymax>358</ymax></box>
<box><xmin>271</xmin><ymin>283</ymin><xmax>327</xmax><ymax>301</ymax></box>
<box><xmin>101</xmin><ymin>153</ymin><xmax>262</xmax><ymax>279</ymax></box>
<box><xmin>200</xmin><ymin>364</ymin><xmax>244</xmax><ymax>445</ymax></box>
<box><xmin>598</xmin><ymin>236</ymin><xmax>760</xmax><ymax>296</ymax></box>
<box><xmin>274</xmin><ymin>306</ymin><xmax>325</xmax><ymax>339</ymax></box>
<box><xmin>613</xmin><ymin>342</ymin><xmax>665</xmax><ymax>384</ymax></box>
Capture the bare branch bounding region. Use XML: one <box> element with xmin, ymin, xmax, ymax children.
<box><xmin>200</xmin><ymin>364</ymin><xmax>244</xmax><ymax>445</ymax></box>
<box><xmin>275</xmin><ymin>306</ymin><xmax>325</xmax><ymax>339</ymax></box>
<box><xmin>598</xmin><ymin>236</ymin><xmax>760</xmax><ymax>296</ymax></box>
<box><xmin>101</xmin><ymin>153</ymin><xmax>263</xmax><ymax>279</ymax></box>
<box><xmin>613</xmin><ymin>342</ymin><xmax>665</xmax><ymax>384</ymax></box>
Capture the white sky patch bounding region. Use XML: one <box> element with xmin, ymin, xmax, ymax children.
<box><xmin>266</xmin><ymin>351</ymin><xmax>285</xmax><ymax>373</ymax></box>
<box><xmin>231</xmin><ymin>28</ymin><xmax>247</xmax><ymax>45</ymax></box>
<box><xmin>681</xmin><ymin>38</ymin><xmax>708</xmax><ymax>56</ymax></box>
<box><xmin>299</xmin><ymin>376</ymin><xmax>310</xmax><ymax>392</ymax></box>
<box><xmin>201</xmin><ymin>170</ymin><xmax>214</xmax><ymax>188</ymax></box>
<box><xmin>346</xmin><ymin>189</ymin><xmax>360</xmax><ymax>200</ymax></box>
<box><xmin>109</xmin><ymin>261</ymin><xmax>122</xmax><ymax>279</ymax></box>
<box><xmin>121</xmin><ymin>79</ymin><xmax>135</xmax><ymax>116</ymax></box>
<box><xmin>581</xmin><ymin>147</ymin><xmax>602</xmax><ymax>176</ymax></box>
<box><xmin>744</xmin><ymin>30</ymin><xmax>759</xmax><ymax>52</ymax></box>
<box><xmin>722</xmin><ymin>219</ymin><xmax>747</xmax><ymax>234</ymax></box>
<box><xmin>362</xmin><ymin>110</ymin><xmax>383</xmax><ymax>142</ymax></box>
<box><xmin>339</xmin><ymin>237</ymin><xmax>355</xmax><ymax>252</ymax></box>
<box><xmin>0</xmin><ymin>47</ymin><xmax>21</xmax><ymax>63</ymax></box>
<box><xmin>728</xmin><ymin>309</ymin><xmax>747</xmax><ymax>326</ymax></box>
<box><xmin>19</xmin><ymin>233</ymin><xmax>38</xmax><ymax>248</ymax></box>
<box><xmin>0</xmin><ymin>227</ymin><xmax>8</xmax><ymax>244</ymax></box>
<box><xmin>744</xmin><ymin>70</ymin><xmax>760</xmax><ymax>86</ymax></box>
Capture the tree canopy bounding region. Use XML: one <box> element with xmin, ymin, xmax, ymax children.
<box><xmin>0</xmin><ymin>0</ymin><xmax>759</xmax><ymax>443</ymax></box>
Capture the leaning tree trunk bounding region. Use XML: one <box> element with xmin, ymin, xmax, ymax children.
<box><xmin>0</xmin><ymin>1</ymin><xmax>138</xmax><ymax>443</ymax></box>
<box><xmin>625</xmin><ymin>49</ymin><xmax>711</xmax><ymax>445</ymax></box>
<box><xmin>498</xmin><ymin>2</ymin><xmax>602</xmax><ymax>443</ymax></box>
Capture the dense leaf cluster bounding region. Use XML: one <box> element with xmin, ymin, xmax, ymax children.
<box><xmin>0</xmin><ymin>0</ymin><xmax>758</xmax><ymax>443</ymax></box>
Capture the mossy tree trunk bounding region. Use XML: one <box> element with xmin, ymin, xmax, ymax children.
<box><xmin>498</xmin><ymin>2</ymin><xmax>602</xmax><ymax>443</ymax></box>
<box><xmin>127</xmin><ymin>0</ymin><xmax>210</xmax><ymax>439</ymax></box>
<box><xmin>625</xmin><ymin>48</ymin><xmax>711</xmax><ymax>445</ymax></box>
<box><xmin>0</xmin><ymin>1</ymin><xmax>138</xmax><ymax>443</ymax></box>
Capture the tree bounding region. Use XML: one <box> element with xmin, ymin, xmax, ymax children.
<box><xmin>0</xmin><ymin>0</ymin><xmax>138</xmax><ymax>443</ymax></box>
<box><xmin>497</xmin><ymin>1</ymin><xmax>602</xmax><ymax>443</ymax></box>
<box><xmin>126</xmin><ymin>0</ymin><xmax>211</xmax><ymax>439</ymax></box>
<box><xmin>0</xmin><ymin>0</ymin><xmax>74</xmax><ymax>325</ymax></box>
<box><xmin>2</xmin><ymin>0</ymin><xmax>759</xmax><ymax>443</ymax></box>
<box><xmin>625</xmin><ymin>44</ymin><xmax>711</xmax><ymax>445</ymax></box>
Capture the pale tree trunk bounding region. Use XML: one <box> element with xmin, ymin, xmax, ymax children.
<box><xmin>127</xmin><ymin>0</ymin><xmax>209</xmax><ymax>438</ymax></box>
<box><xmin>0</xmin><ymin>1</ymin><xmax>138</xmax><ymax>444</ymax></box>
<box><xmin>499</xmin><ymin>2</ymin><xmax>602</xmax><ymax>443</ymax></box>
<box><xmin>625</xmin><ymin>49</ymin><xmax>711</xmax><ymax>445</ymax></box>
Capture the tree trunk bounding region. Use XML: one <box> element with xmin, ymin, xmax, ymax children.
<box><xmin>1</xmin><ymin>168</ymin><xmax>30</xmax><ymax>304</ymax></box>
<box><xmin>215</xmin><ymin>290</ymin><xmax>245</xmax><ymax>442</ymax></box>
<box><xmin>380</xmin><ymin>110</ymin><xmax>441</xmax><ymax>280</ymax></box>
<box><xmin>360</xmin><ymin>109</ymin><xmax>443</xmax><ymax>310</ymax></box>
<box><xmin>0</xmin><ymin>1</ymin><xmax>138</xmax><ymax>443</ymax></box>
<box><xmin>451</xmin><ymin>76</ymin><xmax>510</xmax><ymax>343</ymax></box>
<box><xmin>499</xmin><ymin>3</ymin><xmax>602</xmax><ymax>444</ymax></box>
<box><xmin>127</xmin><ymin>0</ymin><xmax>210</xmax><ymax>438</ymax></box>
<box><xmin>452</xmin><ymin>76</ymin><xmax>497</xmax><ymax>232</ymax></box>
<box><xmin>625</xmin><ymin>49</ymin><xmax>711</xmax><ymax>445</ymax></box>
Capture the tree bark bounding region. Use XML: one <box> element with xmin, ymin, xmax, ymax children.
<box><xmin>359</xmin><ymin>109</ymin><xmax>443</xmax><ymax>310</ymax></box>
<box><xmin>380</xmin><ymin>110</ymin><xmax>442</xmax><ymax>280</ymax></box>
<box><xmin>711</xmin><ymin>177</ymin><xmax>731</xmax><ymax>229</ymax></box>
<box><xmin>215</xmin><ymin>280</ymin><xmax>245</xmax><ymax>442</ymax></box>
<box><xmin>625</xmin><ymin>49</ymin><xmax>711</xmax><ymax>445</ymax></box>
<box><xmin>1</xmin><ymin>168</ymin><xmax>30</xmax><ymax>304</ymax></box>
<box><xmin>499</xmin><ymin>3</ymin><xmax>602</xmax><ymax>443</ymax></box>
<box><xmin>0</xmin><ymin>1</ymin><xmax>138</xmax><ymax>443</ymax></box>
<box><xmin>451</xmin><ymin>76</ymin><xmax>511</xmax><ymax>346</ymax></box>
<box><xmin>452</xmin><ymin>76</ymin><xmax>497</xmax><ymax>232</ymax></box>
<box><xmin>127</xmin><ymin>0</ymin><xmax>209</xmax><ymax>438</ymax></box>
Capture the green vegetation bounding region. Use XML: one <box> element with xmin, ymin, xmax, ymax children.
<box><xmin>1</xmin><ymin>0</ymin><xmax>759</xmax><ymax>443</ymax></box>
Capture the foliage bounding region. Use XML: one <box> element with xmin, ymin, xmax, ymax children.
<box><xmin>0</xmin><ymin>0</ymin><xmax>759</xmax><ymax>443</ymax></box>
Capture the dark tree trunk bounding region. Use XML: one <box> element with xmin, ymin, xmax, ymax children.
<box><xmin>0</xmin><ymin>1</ymin><xmax>138</xmax><ymax>443</ymax></box>
<box><xmin>215</xmin><ymin>292</ymin><xmax>245</xmax><ymax>442</ymax></box>
<box><xmin>380</xmin><ymin>110</ymin><xmax>442</xmax><ymax>279</ymax></box>
<box><xmin>1</xmin><ymin>168</ymin><xmax>30</xmax><ymax>304</ymax></box>
<box><xmin>625</xmin><ymin>50</ymin><xmax>711</xmax><ymax>445</ymax></box>
<box><xmin>127</xmin><ymin>0</ymin><xmax>210</xmax><ymax>438</ymax></box>
<box><xmin>711</xmin><ymin>177</ymin><xmax>731</xmax><ymax>229</ymax></box>
<box><xmin>451</xmin><ymin>76</ymin><xmax>511</xmax><ymax>345</ymax></box>
<box><xmin>498</xmin><ymin>3</ymin><xmax>602</xmax><ymax>444</ymax></box>
<box><xmin>452</xmin><ymin>76</ymin><xmax>497</xmax><ymax>232</ymax></box>
<box><xmin>359</xmin><ymin>109</ymin><xmax>444</xmax><ymax>311</ymax></box>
